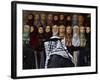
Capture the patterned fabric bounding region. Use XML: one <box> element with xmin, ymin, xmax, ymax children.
<box><xmin>44</xmin><ymin>36</ymin><xmax>73</xmax><ymax>68</ymax></box>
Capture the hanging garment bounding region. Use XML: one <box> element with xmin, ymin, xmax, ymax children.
<box><xmin>72</xmin><ymin>32</ymin><xmax>80</xmax><ymax>66</ymax></box>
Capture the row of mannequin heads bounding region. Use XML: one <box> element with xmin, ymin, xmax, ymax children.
<box><xmin>26</xmin><ymin>13</ymin><xmax>88</xmax><ymax>26</ymax></box>
<box><xmin>24</xmin><ymin>24</ymin><xmax>90</xmax><ymax>37</ymax></box>
<box><xmin>52</xmin><ymin>25</ymin><xmax>90</xmax><ymax>38</ymax></box>
<box><xmin>24</xmin><ymin>24</ymin><xmax>90</xmax><ymax>47</ymax></box>
<box><xmin>28</xmin><ymin>13</ymin><xmax>72</xmax><ymax>21</ymax></box>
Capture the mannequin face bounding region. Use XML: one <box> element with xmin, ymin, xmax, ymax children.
<box><xmin>66</xmin><ymin>15</ymin><xmax>71</xmax><ymax>21</ymax></box>
<box><xmin>86</xmin><ymin>27</ymin><xmax>90</xmax><ymax>33</ymax></box>
<box><xmin>80</xmin><ymin>26</ymin><xmax>85</xmax><ymax>33</ymax></box>
<box><xmin>48</xmin><ymin>14</ymin><xmax>53</xmax><ymax>20</ymax></box>
<box><xmin>78</xmin><ymin>15</ymin><xmax>84</xmax><ymax>22</ymax></box>
<box><xmin>41</xmin><ymin>14</ymin><xmax>46</xmax><ymax>20</ymax></box>
<box><xmin>66</xmin><ymin>26</ymin><xmax>72</xmax><ymax>34</ymax></box>
<box><xmin>73</xmin><ymin>26</ymin><xmax>79</xmax><ymax>34</ymax></box>
<box><xmin>30</xmin><ymin>26</ymin><xmax>34</xmax><ymax>32</ymax></box>
<box><xmin>45</xmin><ymin>26</ymin><xmax>50</xmax><ymax>33</ymax></box>
<box><xmin>38</xmin><ymin>27</ymin><xmax>44</xmax><ymax>33</ymax></box>
<box><xmin>60</xmin><ymin>14</ymin><xmax>64</xmax><ymax>20</ymax></box>
<box><xmin>54</xmin><ymin>15</ymin><xmax>58</xmax><ymax>21</ymax></box>
<box><xmin>24</xmin><ymin>25</ymin><xmax>30</xmax><ymax>32</ymax></box>
<box><xmin>59</xmin><ymin>25</ymin><xmax>65</xmax><ymax>33</ymax></box>
<box><xmin>34</xmin><ymin>14</ymin><xmax>39</xmax><ymax>20</ymax></box>
<box><xmin>28</xmin><ymin>14</ymin><xmax>33</xmax><ymax>20</ymax></box>
<box><xmin>52</xmin><ymin>25</ymin><xmax>58</xmax><ymax>35</ymax></box>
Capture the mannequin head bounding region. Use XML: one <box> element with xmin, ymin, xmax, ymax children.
<box><xmin>66</xmin><ymin>15</ymin><xmax>71</xmax><ymax>21</ymax></box>
<box><xmin>78</xmin><ymin>15</ymin><xmax>84</xmax><ymax>22</ymax></box>
<box><xmin>45</xmin><ymin>26</ymin><xmax>51</xmax><ymax>33</ymax></box>
<box><xmin>52</xmin><ymin>25</ymin><xmax>59</xmax><ymax>36</ymax></box>
<box><xmin>54</xmin><ymin>15</ymin><xmax>59</xmax><ymax>21</ymax></box>
<box><xmin>40</xmin><ymin>13</ymin><xmax>46</xmax><ymax>20</ymax></box>
<box><xmin>38</xmin><ymin>26</ymin><xmax>44</xmax><ymax>34</ymax></box>
<box><xmin>65</xmin><ymin>26</ymin><xmax>72</xmax><ymax>47</ymax></box>
<box><xmin>47</xmin><ymin>14</ymin><xmax>53</xmax><ymax>20</ymax></box>
<box><xmin>34</xmin><ymin>14</ymin><xmax>39</xmax><ymax>20</ymax></box>
<box><xmin>86</xmin><ymin>27</ymin><xmax>91</xmax><ymax>33</ymax></box>
<box><xmin>59</xmin><ymin>25</ymin><xmax>65</xmax><ymax>39</ymax></box>
<box><xmin>60</xmin><ymin>14</ymin><xmax>64</xmax><ymax>20</ymax></box>
<box><xmin>23</xmin><ymin>25</ymin><xmax>30</xmax><ymax>32</ymax></box>
<box><xmin>66</xmin><ymin>26</ymin><xmax>72</xmax><ymax>34</ymax></box>
<box><xmin>30</xmin><ymin>26</ymin><xmax>34</xmax><ymax>32</ymax></box>
<box><xmin>27</xmin><ymin>14</ymin><xmax>33</xmax><ymax>20</ymax></box>
<box><xmin>73</xmin><ymin>25</ymin><xmax>79</xmax><ymax>34</ymax></box>
<box><xmin>78</xmin><ymin>15</ymin><xmax>84</xmax><ymax>26</ymax></box>
<box><xmin>59</xmin><ymin>25</ymin><xmax>65</xmax><ymax>33</ymax></box>
<box><xmin>80</xmin><ymin>26</ymin><xmax>85</xmax><ymax>33</ymax></box>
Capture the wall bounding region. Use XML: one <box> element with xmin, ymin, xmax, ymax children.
<box><xmin>0</xmin><ymin>0</ymin><xmax>99</xmax><ymax>80</ymax></box>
